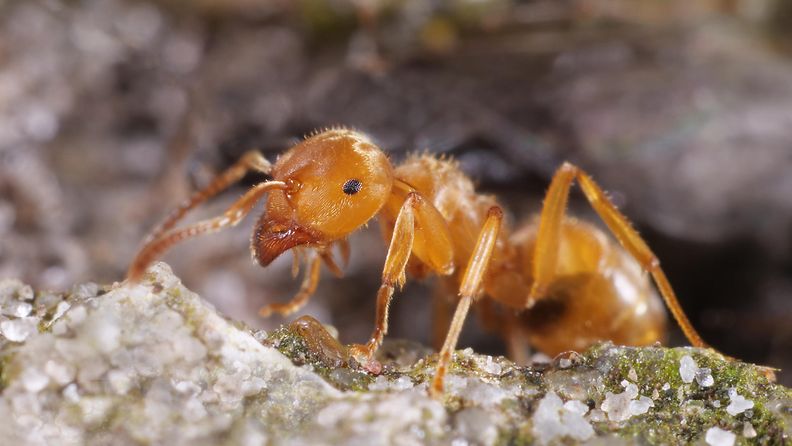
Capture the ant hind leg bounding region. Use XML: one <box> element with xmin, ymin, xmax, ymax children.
<box><xmin>533</xmin><ymin>162</ymin><xmax>708</xmax><ymax>349</ymax></box>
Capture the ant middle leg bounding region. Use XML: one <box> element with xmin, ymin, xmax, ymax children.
<box><xmin>348</xmin><ymin>193</ymin><xmax>420</xmax><ymax>362</ymax></box>
<box><xmin>430</xmin><ymin>206</ymin><xmax>503</xmax><ymax>397</ymax></box>
<box><xmin>349</xmin><ymin>191</ymin><xmax>455</xmax><ymax>363</ymax></box>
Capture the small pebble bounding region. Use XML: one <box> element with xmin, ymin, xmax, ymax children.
<box><xmin>705</xmin><ymin>426</ymin><xmax>735</xmax><ymax>446</ymax></box>
<box><xmin>742</xmin><ymin>422</ymin><xmax>757</xmax><ymax>438</ymax></box>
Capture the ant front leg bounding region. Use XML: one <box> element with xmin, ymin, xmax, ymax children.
<box><xmin>349</xmin><ymin>191</ymin><xmax>454</xmax><ymax>363</ymax></box>
<box><xmin>145</xmin><ymin>151</ymin><xmax>272</xmax><ymax>245</ymax></box>
<box><xmin>258</xmin><ymin>241</ymin><xmax>350</xmax><ymax>317</ymax></box>
<box><xmin>430</xmin><ymin>207</ymin><xmax>503</xmax><ymax>397</ymax></box>
<box><xmin>127</xmin><ymin>179</ymin><xmax>287</xmax><ymax>281</ymax></box>
<box><xmin>530</xmin><ymin>162</ymin><xmax>708</xmax><ymax>349</ymax></box>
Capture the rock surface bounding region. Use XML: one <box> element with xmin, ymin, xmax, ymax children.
<box><xmin>0</xmin><ymin>263</ymin><xmax>789</xmax><ymax>445</ymax></box>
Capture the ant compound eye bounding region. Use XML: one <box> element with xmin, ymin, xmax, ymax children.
<box><xmin>342</xmin><ymin>179</ymin><xmax>362</xmax><ymax>195</ymax></box>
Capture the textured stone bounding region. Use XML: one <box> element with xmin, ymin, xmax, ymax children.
<box><xmin>0</xmin><ymin>263</ymin><xmax>789</xmax><ymax>445</ymax></box>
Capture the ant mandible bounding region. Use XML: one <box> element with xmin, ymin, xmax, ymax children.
<box><xmin>127</xmin><ymin>128</ymin><xmax>711</xmax><ymax>397</ymax></box>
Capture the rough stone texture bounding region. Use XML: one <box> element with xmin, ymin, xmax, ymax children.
<box><xmin>2</xmin><ymin>0</ymin><xmax>792</xmax><ymax>385</ymax></box>
<box><xmin>0</xmin><ymin>263</ymin><xmax>789</xmax><ymax>445</ymax></box>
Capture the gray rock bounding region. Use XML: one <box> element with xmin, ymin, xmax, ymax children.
<box><xmin>0</xmin><ymin>263</ymin><xmax>789</xmax><ymax>445</ymax></box>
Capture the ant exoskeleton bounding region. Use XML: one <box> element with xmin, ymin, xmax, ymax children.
<box><xmin>128</xmin><ymin>128</ymin><xmax>712</xmax><ymax>397</ymax></box>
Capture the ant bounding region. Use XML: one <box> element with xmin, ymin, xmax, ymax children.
<box><xmin>128</xmin><ymin>128</ymin><xmax>713</xmax><ymax>397</ymax></box>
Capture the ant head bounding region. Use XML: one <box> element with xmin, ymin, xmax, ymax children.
<box><xmin>253</xmin><ymin>128</ymin><xmax>394</xmax><ymax>266</ymax></box>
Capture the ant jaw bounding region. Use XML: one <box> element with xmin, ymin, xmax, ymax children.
<box><xmin>252</xmin><ymin>222</ymin><xmax>321</xmax><ymax>267</ymax></box>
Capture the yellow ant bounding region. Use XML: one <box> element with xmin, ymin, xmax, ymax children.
<box><xmin>128</xmin><ymin>128</ymin><xmax>712</xmax><ymax>397</ymax></box>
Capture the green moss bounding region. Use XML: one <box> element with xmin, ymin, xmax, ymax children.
<box><xmin>0</xmin><ymin>350</ymin><xmax>15</xmax><ymax>390</ymax></box>
<box><xmin>496</xmin><ymin>423</ymin><xmax>534</xmax><ymax>446</ymax></box>
<box><xmin>580</xmin><ymin>343</ymin><xmax>790</xmax><ymax>444</ymax></box>
<box><xmin>266</xmin><ymin>323</ymin><xmax>375</xmax><ymax>392</ymax></box>
<box><xmin>259</xmin><ymin>325</ymin><xmax>792</xmax><ymax>444</ymax></box>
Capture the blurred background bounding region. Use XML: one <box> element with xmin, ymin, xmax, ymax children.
<box><xmin>1</xmin><ymin>0</ymin><xmax>791</xmax><ymax>384</ymax></box>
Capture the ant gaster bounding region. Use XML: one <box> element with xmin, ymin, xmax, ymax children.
<box><xmin>128</xmin><ymin>128</ymin><xmax>711</xmax><ymax>397</ymax></box>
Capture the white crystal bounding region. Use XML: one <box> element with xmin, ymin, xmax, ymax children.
<box><xmin>79</xmin><ymin>396</ymin><xmax>114</xmax><ymax>426</ymax></box>
<box><xmin>601</xmin><ymin>389</ymin><xmax>634</xmax><ymax>422</ymax></box>
<box><xmin>0</xmin><ymin>280</ymin><xmax>33</xmax><ymax>303</ymax></box>
<box><xmin>66</xmin><ymin>305</ymin><xmax>87</xmax><ymax>327</ymax></box>
<box><xmin>705</xmin><ymin>426</ymin><xmax>735</xmax><ymax>446</ymax></box>
<box><xmin>107</xmin><ymin>370</ymin><xmax>132</xmax><ymax>395</ymax></box>
<box><xmin>478</xmin><ymin>356</ymin><xmax>502</xmax><ymax>375</ymax></box>
<box><xmin>1</xmin><ymin>317</ymin><xmax>38</xmax><ymax>342</ymax></box>
<box><xmin>63</xmin><ymin>383</ymin><xmax>80</xmax><ymax>403</ymax></box>
<box><xmin>2</xmin><ymin>300</ymin><xmax>32</xmax><ymax>318</ymax></box>
<box><xmin>624</xmin><ymin>382</ymin><xmax>639</xmax><ymax>398</ymax></box>
<box><xmin>587</xmin><ymin>409</ymin><xmax>607</xmax><ymax>422</ymax></box>
<box><xmin>45</xmin><ymin>359</ymin><xmax>75</xmax><ymax>385</ymax></box>
<box><xmin>726</xmin><ymin>389</ymin><xmax>754</xmax><ymax>416</ymax></box>
<box><xmin>679</xmin><ymin>355</ymin><xmax>697</xmax><ymax>383</ymax></box>
<box><xmin>51</xmin><ymin>301</ymin><xmax>71</xmax><ymax>323</ymax></box>
<box><xmin>368</xmin><ymin>375</ymin><xmax>391</xmax><ymax>392</ymax></box>
<box><xmin>628</xmin><ymin>368</ymin><xmax>638</xmax><ymax>382</ymax></box>
<box><xmin>563</xmin><ymin>400</ymin><xmax>589</xmax><ymax>416</ymax></box>
<box><xmin>21</xmin><ymin>367</ymin><xmax>50</xmax><ymax>393</ymax></box>
<box><xmin>80</xmin><ymin>307</ymin><xmax>121</xmax><ymax>354</ymax></box>
<box><xmin>696</xmin><ymin>368</ymin><xmax>714</xmax><ymax>387</ymax></box>
<box><xmin>531</xmin><ymin>352</ymin><xmax>551</xmax><ymax>364</ymax></box>
<box><xmin>602</xmin><ymin>383</ymin><xmax>650</xmax><ymax>422</ymax></box>
<box><xmin>173</xmin><ymin>380</ymin><xmax>202</xmax><ymax>396</ymax></box>
<box><xmin>531</xmin><ymin>392</ymin><xmax>594</xmax><ymax>445</ymax></box>
<box><xmin>71</xmin><ymin>282</ymin><xmax>99</xmax><ymax>300</ymax></box>
<box><xmin>628</xmin><ymin>396</ymin><xmax>654</xmax><ymax>416</ymax></box>
<box><xmin>183</xmin><ymin>396</ymin><xmax>208</xmax><ymax>423</ymax></box>
<box><xmin>392</xmin><ymin>376</ymin><xmax>414</xmax><ymax>391</ymax></box>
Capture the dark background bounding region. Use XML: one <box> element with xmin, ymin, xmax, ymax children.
<box><xmin>1</xmin><ymin>0</ymin><xmax>791</xmax><ymax>384</ymax></box>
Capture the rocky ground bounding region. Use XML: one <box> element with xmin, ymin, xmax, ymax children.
<box><xmin>0</xmin><ymin>263</ymin><xmax>788</xmax><ymax>445</ymax></box>
<box><xmin>2</xmin><ymin>0</ymin><xmax>792</xmax><ymax>383</ymax></box>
